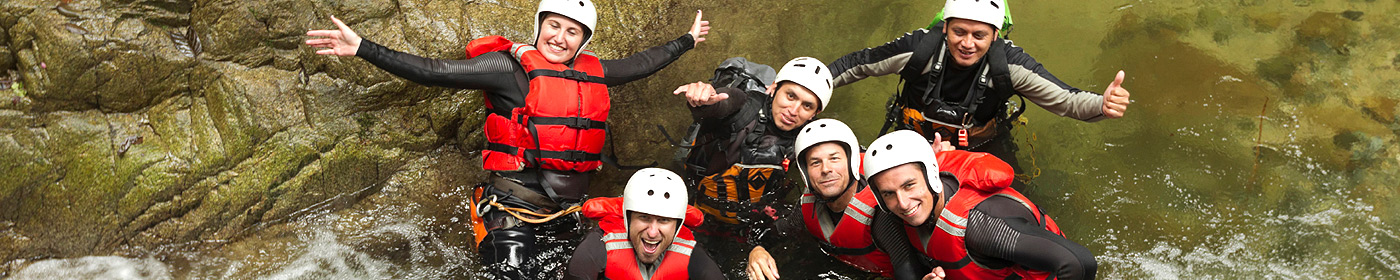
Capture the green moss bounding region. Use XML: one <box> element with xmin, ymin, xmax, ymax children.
<box><xmin>9</xmin><ymin>82</ymin><xmax>23</xmax><ymax>97</ymax></box>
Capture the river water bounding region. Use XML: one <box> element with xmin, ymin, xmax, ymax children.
<box><xmin>10</xmin><ymin>0</ymin><xmax>1400</xmax><ymax>279</ymax></box>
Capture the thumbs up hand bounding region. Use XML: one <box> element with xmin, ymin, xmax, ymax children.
<box><xmin>1101</xmin><ymin>70</ymin><xmax>1131</xmax><ymax>118</ymax></box>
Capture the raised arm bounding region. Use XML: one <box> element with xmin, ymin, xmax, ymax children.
<box><xmin>827</xmin><ymin>29</ymin><xmax>937</xmax><ymax>89</ymax></box>
<box><xmin>306</xmin><ymin>16</ymin><xmax>519</xmax><ymax>90</ymax></box>
<box><xmin>354</xmin><ymin>40</ymin><xmax>520</xmax><ymax>90</ymax></box>
<box><xmin>1003</xmin><ymin>42</ymin><xmax>1113</xmax><ymax>122</ymax></box>
<box><xmin>599</xmin><ymin>10</ymin><xmax>709</xmax><ymax>86</ymax></box>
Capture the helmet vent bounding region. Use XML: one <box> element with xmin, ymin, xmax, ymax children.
<box><xmin>820</xmin><ymin>124</ymin><xmax>827</xmax><ymax>128</ymax></box>
<box><xmin>578</xmin><ymin>1</ymin><xmax>585</xmax><ymax>6</ymax></box>
<box><xmin>647</xmin><ymin>190</ymin><xmax>655</xmax><ymax>196</ymax></box>
<box><xmin>885</xmin><ymin>144</ymin><xmax>893</xmax><ymax>150</ymax></box>
<box><xmin>989</xmin><ymin>1</ymin><xmax>999</xmax><ymax>8</ymax></box>
<box><xmin>664</xmin><ymin>192</ymin><xmax>671</xmax><ymax>199</ymax></box>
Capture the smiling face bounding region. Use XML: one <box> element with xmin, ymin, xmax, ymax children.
<box><xmin>871</xmin><ymin>163</ymin><xmax>941</xmax><ymax>226</ymax></box>
<box><xmin>771</xmin><ymin>82</ymin><xmax>821</xmax><ymax>131</ymax></box>
<box><xmin>942</xmin><ymin>18</ymin><xmax>997</xmax><ymax>68</ymax></box>
<box><xmin>627</xmin><ymin>211</ymin><xmax>679</xmax><ymax>264</ymax></box>
<box><xmin>536</xmin><ymin>13</ymin><xmax>587</xmax><ymax>64</ymax></box>
<box><xmin>804</xmin><ymin>142</ymin><xmax>852</xmax><ymax>200</ymax></box>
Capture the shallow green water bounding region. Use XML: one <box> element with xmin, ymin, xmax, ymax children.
<box><xmin>645</xmin><ymin>0</ymin><xmax>1400</xmax><ymax>278</ymax></box>
<box><xmin>10</xmin><ymin>0</ymin><xmax>1399</xmax><ymax>279</ymax></box>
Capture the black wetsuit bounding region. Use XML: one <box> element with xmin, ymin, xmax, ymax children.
<box><xmin>354</xmin><ymin>34</ymin><xmax>695</xmax><ymax>279</ymax></box>
<box><xmin>564</xmin><ymin>228</ymin><xmax>727</xmax><ymax>280</ymax></box>
<box><xmin>872</xmin><ymin>175</ymin><xmax>1098</xmax><ymax>280</ymax></box>
<box><xmin>828</xmin><ymin>26</ymin><xmax>1106</xmax><ymax>167</ymax></box>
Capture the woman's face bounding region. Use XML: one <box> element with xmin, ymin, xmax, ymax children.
<box><xmin>537</xmin><ymin>13</ymin><xmax>586</xmax><ymax>64</ymax></box>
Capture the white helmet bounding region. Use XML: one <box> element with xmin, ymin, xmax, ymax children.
<box><xmin>862</xmin><ymin>130</ymin><xmax>942</xmax><ymax>196</ymax></box>
<box><xmin>622</xmin><ymin>168</ymin><xmax>689</xmax><ymax>233</ymax></box>
<box><xmin>773</xmin><ymin>57</ymin><xmax>834</xmax><ymax>111</ymax></box>
<box><xmin>793</xmin><ymin>119</ymin><xmax>862</xmax><ymax>195</ymax></box>
<box><xmin>532</xmin><ymin>0</ymin><xmax>599</xmax><ymax>56</ymax></box>
<box><xmin>941</xmin><ymin>0</ymin><xmax>1006</xmax><ymax>30</ymax></box>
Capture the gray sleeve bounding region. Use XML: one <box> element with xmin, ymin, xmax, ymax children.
<box><xmin>828</xmin><ymin>30</ymin><xmax>936</xmax><ymax>88</ymax></box>
<box><xmin>1002</xmin><ymin>41</ymin><xmax>1107</xmax><ymax>122</ymax></box>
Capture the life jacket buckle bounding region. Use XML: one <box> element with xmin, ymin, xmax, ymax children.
<box><xmin>562</xmin><ymin>118</ymin><xmax>592</xmax><ymax>129</ymax></box>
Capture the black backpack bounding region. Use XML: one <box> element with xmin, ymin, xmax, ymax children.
<box><xmin>661</xmin><ymin>57</ymin><xmax>777</xmax><ymax>171</ymax></box>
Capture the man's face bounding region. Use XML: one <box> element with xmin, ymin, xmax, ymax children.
<box><xmin>804</xmin><ymin>142</ymin><xmax>852</xmax><ymax>199</ymax></box>
<box><xmin>536</xmin><ymin>13</ymin><xmax>586</xmax><ymax>64</ymax></box>
<box><xmin>943</xmin><ymin>18</ymin><xmax>996</xmax><ymax>68</ymax></box>
<box><xmin>871</xmin><ymin>163</ymin><xmax>939</xmax><ymax>226</ymax></box>
<box><xmin>628</xmin><ymin>211</ymin><xmax>679</xmax><ymax>264</ymax></box>
<box><xmin>771</xmin><ymin>82</ymin><xmax>821</xmax><ymax>131</ymax></box>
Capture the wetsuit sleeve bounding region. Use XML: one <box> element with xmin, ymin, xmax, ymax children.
<box><xmin>600</xmin><ymin>34</ymin><xmax>696</xmax><ymax>86</ymax></box>
<box><xmin>689</xmin><ymin>87</ymin><xmax>749</xmax><ymax>120</ymax></box>
<box><xmin>1003</xmin><ymin>42</ymin><xmax>1108</xmax><ymax>122</ymax></box>
<box><xmin>872</xmin><ymin>211</ymin><xmax>932</xmax><ymax>280</ymax></box>
<box><xmin>827</xmin><ymin>29</ymin><xmax>936</xmax><ymax>89</ymax></box>
<box><xmin>750</xmin><ymin>203</ymin><xmax>809</xmax><ymax>250</ymax></box>
<box><xmin>965</xmin><ymin>196</ymin><xmax>1098</xmax><ymax>280</ymax></box>
<box><xmin>688</xmin><ymin>240</ymin><xmax>728</xmax><ymax>280</ymax></box>
<box><xmin>354</xmin><ymin>39</ymin><xmax>520</xmax><ymax>91</ymax></box>
<box><xmin>563</xmin><ymin>229</ymin><xmax>608</xmax><ymax>280</ymax></box>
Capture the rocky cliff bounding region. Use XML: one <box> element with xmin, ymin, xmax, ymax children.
<box><xmin>0</xmin><ymin>0</ymin><xmax>700</xmax><ymax>273</ymax></box>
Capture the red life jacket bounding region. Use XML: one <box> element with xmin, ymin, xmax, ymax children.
<box><xmin>582</xmin><ymin>197</ymin><xmax>706</xmax><ymax>280</ymax></box>
<box><xmin>906</xmin><ymin>150</ymin><xmax>1065</xmax><ymax>280</ymax></box>
<box><xmin>466</xmin><ymin>36</ymin><xmax>610</xmax><ymax>173</ymax></box>
<box><xmin>799</xmin><ymin>182</ymin><xmax>894</xmax><ymax>276</ymax></box>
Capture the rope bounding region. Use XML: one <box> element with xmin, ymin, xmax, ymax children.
<box><xmin>479</xmin><ymin>195</ymin><xmax>582</xmax><ymax>224</ymax></box>
<box><xmin>1013</xmin><ymin>115</ymin><xmax>1043</xmax><ymax>183</ymax></box>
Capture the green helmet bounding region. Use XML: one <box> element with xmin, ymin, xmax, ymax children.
<box><xmin>928</xmin><ymin>0</ymin><xmax>1015</xmax><ymax>38</ymax></box>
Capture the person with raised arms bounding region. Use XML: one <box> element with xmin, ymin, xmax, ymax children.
<box><xmin>305</xmin><ymin>1</ymin><xmax>709</xmax><ymax>278</ymax></box>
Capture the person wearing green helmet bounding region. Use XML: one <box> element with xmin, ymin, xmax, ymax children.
<box><xmin>828</xmin><ymin>0</ymin><xmax>1132</xmax><ymax>165</ymax></box>
<box><xmin>305</xmin><ymin>1</ymin><xmax>710</xmax><ymax>279</ymax></box>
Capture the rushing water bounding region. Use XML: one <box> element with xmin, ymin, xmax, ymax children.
<box><xmin>11</xmin><ymin>0</ymin><xmax>1400</xmax><ymax>279</ymax></box>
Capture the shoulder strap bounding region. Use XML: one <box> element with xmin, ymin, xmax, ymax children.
<box><xmin>899</xmin><ymin>31</ymin><xmax>944</xmax><ymax>80</ymax></box>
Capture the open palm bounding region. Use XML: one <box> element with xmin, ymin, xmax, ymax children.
<box><xmin>305</xmin><ymin>16</ymin><xmax>362</xmax><ymax>56</ymax></box>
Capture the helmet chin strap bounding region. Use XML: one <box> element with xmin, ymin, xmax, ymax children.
<box><xmin>913</xmin><ymin>191</ymin><xmax>944</xmax><ymax>228</ymax></box>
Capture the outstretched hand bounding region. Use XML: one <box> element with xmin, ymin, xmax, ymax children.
<box><xmin>1101</xmin><ymin>70</ymin><xmax>1131</xmax><ymax>118</ymax></box>
<box><xmin>746</xmin><ymin>246</ymin><xmax>780</xmax><ymax>280</ymax></box>
<box><xmin>305</xmin><ymin>16</ymin><xmax>362</xmax><ymax>57</ymax></box>
<box><xmin>674</xmin><ymin>81</ymin><xmax>728</xmax><ymax>107</ymax></box>
<box><xmin>922</xmin><ymin>266</ymin><xmax>947</xmax><ymax>280</ymax></box>
<box><xmin>689</xmin><ymin>10</ymin><xmax>711</xmax><ymax>44</ymax></box>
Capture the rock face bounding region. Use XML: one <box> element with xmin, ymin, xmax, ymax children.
<box><xmin>0</xmin><ymin>0</ymin><xmax>694</xmax><ymax>273</ymax></box>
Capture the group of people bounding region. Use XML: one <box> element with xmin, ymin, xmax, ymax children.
<box><xmin>305</xmin><ymin>0</ymin><xmax>1130</xmax><ymax>279</ymax></box>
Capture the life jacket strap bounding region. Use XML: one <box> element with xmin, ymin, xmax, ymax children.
<box><xmin>487</xmin><ymin>142</ymin><xmax>603</xmax><ymax>162</ymax></box>
<box><xmin>528</xmin><ymin>69</ymin><xmax>605</xmax><ymax>84</ymax></box>
<box><xmin>528</xmin><ymin>116</ymin><xmax>608</xmax><ymax>130</ymax></box>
